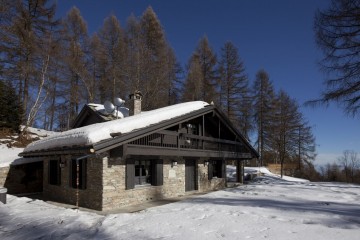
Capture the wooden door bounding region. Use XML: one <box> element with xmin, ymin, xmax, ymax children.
<box><xmin>185</xmin><ymin>159</ymin><xmax>197</xmax><ymax>191</ymax></box>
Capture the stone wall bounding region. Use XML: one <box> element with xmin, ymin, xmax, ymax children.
<box><xmin>43</xmin><ymin>155</ymin><xmax>103</xmax><ymax>210</ymax></box>
<box><xmin>42</xmin><ymin>154</ymin><xmax>228</xmax><ymax>211</ymax></box>
<box><xmin>162</xmin><ymin>158</ymin><xmax>186</xmax><ymax>197</ymax></box>
<box><xmin>0</xmin><ymin>162</ymin><xmax>43</xmax><ymax>194</ymax></box>
<box><xmin>102</xmin><ymin>156</ymin><xmax>126</xmax><ymax>210</ymax></box>
<box><xmin>101</xmin><ymin>156</ymin><xmax>187</xmax><ymax>210</ymax></box>
<box><xmin>0</xmin><ymin>167</ymin><xmax>9</xmax><ymax>187</ymax></box>
<box><xmin>197</xmin><ymin>159</ymin><xmax>226</xmax><ymax>192</ymax></box>
<box><xmin>101</xmin><ymin>156</ymin><xmax>226</xmax><ymax>211</ymax></box>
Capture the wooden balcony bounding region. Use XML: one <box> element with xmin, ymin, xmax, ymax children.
<box><xmin>126</xmin><ymin>130</ymin><xmax>252</xmax><ymax>159</ymax></box>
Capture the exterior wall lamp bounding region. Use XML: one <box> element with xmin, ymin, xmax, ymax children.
<box><xmin>172</xmin><ymin>160</ymin><xmax>178</xmax><ymax>167</ymax></box>
<box><xmin>59</xmin><ymin>159</ymin><xmax>66</xmax><ymax>168</ymax></box>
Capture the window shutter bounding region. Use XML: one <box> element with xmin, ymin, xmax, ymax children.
<box><xmin>70</xmin><ymin>159</ymin><xmax>75</xmax><ymax>188</ymax></box>
<box><xmin>48</xmin><ymin>160</ymin><xmax>60</xmax><ymax>185</ymax></box>
<box><xmin>81</xmin><ymin>159</ymin><xmax>87</xmax><ymax>189</ymax></box>
<box><xmin>194</xmin><ymin>160</ymin><xmax>198</xmax><ymax>190</ymax></box>
<box><xmin>221</xmin><ymin>161</ymin><xmax>226</xmax><ymax>178</ymax></box>
<box><xmin>57</xmin><ymin>160</ymin><xmax>61</xmax><ymax>185</ymax></box>
<box><xmin>153</xmin><ymin>159</ymin><xmax>163</xmax><ymax>186</ymax></box>
<box><xmin>126</xmin><ymin>159</ymin><xmax>135</xmax><ymax>190</ymax></box>
<box><xmin>208</xmin><ymin>161</ymin><xmax>213</xmax><ymax>180</ymax></box>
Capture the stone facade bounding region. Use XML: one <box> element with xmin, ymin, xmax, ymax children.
<box><xmin>101</xmin><ymin>156</ymin><xmax>226</xmax><ymax>211</ymax></box>
<box><xmin>197</xmin><ymin>159</ymin><xmax>226</xmax><ymax>192</ymax></box>
<box><xmin>0</xmin><ymin>162</ymin><xmax>42</xmax><ymax>194</ymax></box>
<box><xmin>43</xmin><ymin>155</ymin><xmax>103</xmax><ymax>210</ymax></box>
<box><xmin>0</xmin><ymin>167</ymin><xmax>9</xmax><ymax>187</ymax></box>
<box><xmin>41</xmin><ymin>153</ymin><xmax>228</xmax><ymax>211</ymax></box>
<box><xmin>102</xmin><ymin>157</ymin><xmax>187</xmax><ymax>211</ymax></box>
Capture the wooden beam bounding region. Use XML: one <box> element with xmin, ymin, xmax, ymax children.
<box><xmin>126</xmin><ymin>145</ymin><xmax>252</xmax><ymax>159</ymax></box>
<box><xmin>181</xmin><ymin>133</ymin><xmax>244</xmax><ymax>146</ymax></box>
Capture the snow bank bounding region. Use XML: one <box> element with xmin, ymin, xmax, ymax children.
<box><xmin>1</xmin><ymin>177</ymin><xmax>359</xmax><ymax>239</ymax></box>
<box><xmin>245</xmin><ymin>166</ymin><xmax>309</xmax><ymax>183</ymax></box>
<box><xmin>21</xmin><ymin>126</ymin><xmax>59</xmax><ymax>138</ymax></box>
<box><xmin>227</xmin><ymin>165</ymin><xmax>309</xmax><ymax>183</ymax></box>
<box><xmin>0</xmin><ymin>145</ymin><xmax>24</xmax><ymax>168</ymax></box>
<box><xmin>24</xmin><ymin>101</ymin><xmax>209</xmax><ymax>153</ymax></box>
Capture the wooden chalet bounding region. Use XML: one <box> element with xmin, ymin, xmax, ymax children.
<box><xmin>20</xmin><ymin>98</ymin><xmax>258</xmax><ymax>211</ymax></box>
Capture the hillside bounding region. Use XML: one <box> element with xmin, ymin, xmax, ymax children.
<box><xmin>0</xmin><ymin>127</ymin><xmax>56</xmax><ymax>167</ymax></box>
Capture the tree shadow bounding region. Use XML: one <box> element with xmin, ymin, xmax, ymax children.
<box><xmin>185</xmin><ymin>195</ymin><xmax>360</xmax><ymax>229</ymax></box>
<box><xmin>0</xmin><ymin>201</ymin><xmax>110</xmax><ymax>239</ymax></box>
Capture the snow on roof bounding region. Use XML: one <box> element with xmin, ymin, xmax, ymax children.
<box><xmin>23</xmin><ymin>101</ymin><xmax>209</xmax><ymax>153</ymax></box>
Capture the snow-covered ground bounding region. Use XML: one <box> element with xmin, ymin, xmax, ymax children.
<box><xmin>1</xmin><ymin>169</ymin><xmax>359</xmax><ymax>240</ymax></box>
<box><xmin>0</xmin><ymin>145</ymin><xmax>23</xmax><ymax>168</ymax></box>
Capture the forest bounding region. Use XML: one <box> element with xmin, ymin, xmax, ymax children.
<box><xmin>3</xmin><ymin>0</ymin><xmax>359</xmax><ymax>181</ymax></box>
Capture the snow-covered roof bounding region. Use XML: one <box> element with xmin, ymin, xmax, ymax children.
<box><xmin>23</xmin><ymin>101</ymin><xmax>209</xmax><ymax>153</ymax></box>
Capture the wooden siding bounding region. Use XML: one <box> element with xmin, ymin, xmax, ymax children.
<box><xmin>126</xmin><ymin>129</ymin><xmax>252</xmax><ymax>160</ymax></box>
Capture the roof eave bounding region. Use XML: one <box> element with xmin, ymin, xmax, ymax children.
<box><xmin>19</xmin><ymin>145</ymin><xmax>94</xmax><ymax>158</ymax></box>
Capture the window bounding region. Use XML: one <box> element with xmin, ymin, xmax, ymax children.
<box><xmin>70</xmin><ymin>158</ymin><xmax>87</xmax><ymax>189</ymax></box>
<box><xmin>49</xmin><ymin>159</ymin><xmax>61</xmax><ymax>185</ymax></box>
<box><xmin>208</xmin><ymin>160</ymin><xmax>224</xmax><ymax>179</ymax></box>
<box><xmin>186</xmin><ymin>123</ymin><xmax>198</xmax><ymax>135</ymax></box>
<box><xmin>126</xmin><ymin>159</ymin><xmax>163</xmax><ymax>189</ymax></box>
<box><xmin>135</xmin><ymin>160</ymin><xmax>152</xmax><ymax>185</ymax></box>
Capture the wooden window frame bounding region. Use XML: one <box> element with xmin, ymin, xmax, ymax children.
<box><xmin>209</xmin><ymin>160</ymin><xmax>225</xmax><ymax>179</ymax></box>
<box><xmin>126</xmin><ymin>158</ymin><xmax>163</xmax><ymax>190</ymax></box>
<box><xmin>135</xmin><ymin>159</ymin><xmax>152</xmax><ymax>186</ymax></box>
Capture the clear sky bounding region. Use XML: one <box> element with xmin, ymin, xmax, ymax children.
<box><xmin>55</xmin><ymin>0</ymin><xmax>360</xmax><ymax>166</ymax></box>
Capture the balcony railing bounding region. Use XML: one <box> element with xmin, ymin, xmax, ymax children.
<box><xmin>128</xmin><ymin>130</ymin><xmax>246</xmax><ymax>153</ymax></box>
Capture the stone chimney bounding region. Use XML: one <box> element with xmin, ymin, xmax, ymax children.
<box><xmin>129</xmin><ymin>90</ymin><xmax>143</xmax><ymax>116</ymax></box>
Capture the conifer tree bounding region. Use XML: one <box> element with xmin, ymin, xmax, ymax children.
<box><xmin>196</xmin><ymin>36</ymin><xmax>218</xmax><ymax>103</ymax></box>
<box><xmin>0</xmin><ymin>81</ymin><xmax>21</xmax><ymax>132</ymax></box>
<box><xmin>60</xmin><ymin>7</ymin><xmax>89</xmax><ymax>128</ymax></box>
<box><xmin>182</xmin><ymin>53</ymin><xmax>203</xmax><ymax>101</ymax></box>
<box><xmin>296</xmin><ymin>120</ymin><xmax>316</xmax><ymax>172</ymax></box>
<box><xmin>125</xmin><ymin>14</ymin><xmax>142</xmax><ymax>96</ymax></box>
<box><xmin>271</xmin><ymin>90</ymin><xmax>303</xmax><ymax>177</ymax></box>
<box><xmin>88</xmin><ymin>33</ymin><xmax>106</xmax><ymax>103</ymax></box>
<box><xmin>0</xmin><ymin>0</ymin><xmax>57</xmax><ymax>124</ymax></box>
<box><xmin>219</xmin><ymin>41</ymin><xmax>251</xmax><ymax>138</ymax></box>
<box><xmin>252</xmin><ymin>70</ymin><xmax>276</xmax><ymax>166</ymax></box>
<box><xmin>164</xmin><ymin>47</ymin><xmax>182</xmax><ymax>105</ymax></box>
<box><xmin>312</xmin><ymin>0</ymin><xmax>360</xmax><ymax>116</ymax></box>
<box><xmin>97</xmin><ymin>15</ymin><xmax>127</xmax><ymax>102</ymax></box>
<box><xmin>139</xmin><ymin>6</ymin><xmax>171</xmax><ymax>110</ymax></box>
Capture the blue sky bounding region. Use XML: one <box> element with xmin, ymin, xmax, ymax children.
<box><xmin>55</xmin><ymin>0</ymin><xmax>360</xmax><ymax>166</ymax></box>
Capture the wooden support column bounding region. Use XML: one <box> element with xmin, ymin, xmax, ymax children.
<box><xmin>202</xmin><ymin>115</ymin><xmax>205</xmax><ymax>150</ymax></box>
<box><xmin>236</xmin><ymin>160</ymin><xmax>244</xmax><ymax>183</ymax></box>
